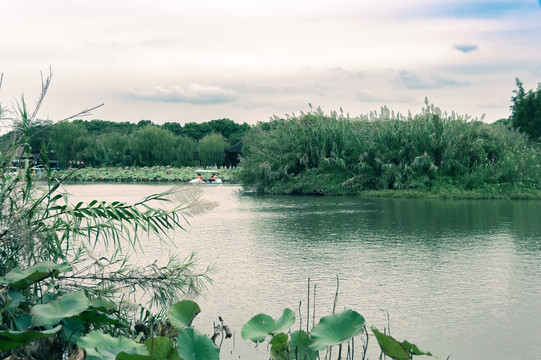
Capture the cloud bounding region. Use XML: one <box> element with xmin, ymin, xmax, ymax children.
<box><xmin>397</xmin><ymin>71</ymin><xmax>469</xmax><ymax>90</ymax></box>
<box><xmin>355</xmin><ymin>90</ymin><xmax>388</xmax><ymax>103</ymax></box>
<box><xmin>454</xmin><ymin>44</ymin><xmax>479</xmax><ymax>53</ymax></box>
<box><xmin>126</xmin><ymin>84</ymin><xmax>239</xmax><ymax>104</ymax></box>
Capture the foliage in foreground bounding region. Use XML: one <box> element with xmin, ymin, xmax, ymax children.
<box><xmin>240</xmin><ymin>292</ymin><xmax>438</xmax><ymax>360</ymax></box>
<box><xmin>1</xmin><ymin>264</ymin><xmax>437</xmax><ymax>360</ymax></box>
<box><xmin>239</xmin><ymin>103</ymin><xmax>541</xmax><ymax>196</ymax></box>
<box><xmin>1</xmin><ymin>72</ymin><xmax>213</xmax><ymax>358</ymax></box>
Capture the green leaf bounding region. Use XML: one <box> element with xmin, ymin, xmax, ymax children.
<box><xmin>7</xmin><ymin>289</ymin><xmax>26</xmax><ymax>309</ymax></box>
<box><xmin>31</xmin><ymin>291</ymin><xmax>89</xmax><ymax>326</ymax></box>
<box><xmin>75</xmin><ymin>308</ymin><xmax>120</xmax><ymax>326</ymax></box>
<box><xmin>371</xmin><ymin>327</ymin><xmax>410</xmax><ymax>360</ymax></box>
<box><xmin>401</xmin><ymin>340</ymin><xmax>436</xmax><ymax>358</ymax></box>
<box><xmin>144</xmin><ymin>337</ymin><xmax>181</xmax><ymax>360</ymax></box>
<box><xmin>116</xmin><ymin>352</ymin><xmax>153</xmax><ymax>360</ymax></box>
<box><xmin>90</xmin><ymin>298</ymin><xmax>117</xmax><ymax>313</ymax></box>
<box><xmin>77</xmin><ymin>331</ymin><xmax>149</xmax><ymax>360</ymax></box>
<box><xmin>0</xmin><ymin>325</ymin><xmax>62</xmax><ymax>351</ymax></box>
<box><xmin>275</xmin><ymin>308</ymin><xmax>296</xmax><ymax>332</ymax></box>
<box><xmin>290</xmin><ymin>330</ymin><xmax>317</xmax><ymax>360</ymax></box>
<box><xmin>62</xmin><ymin>317</ymin><xmax>86</xmax><ymax>345</ymax></box>
<box><xmin>168</xmin><ymin>300</ymin><xmax>201</xmax><ymax>329</ymax></box>
<box><xmin>309</xmin><ymin>310</ymin><xmax>365</xmax><ymax>351</ymax></box>
<box><xmin>176</xmin><ymin>328</ymin><xmax>219</xmax><ymax>360</ymax></box>
<box><xmin>0</xmin><ymin>262</ymin><xmax>72</xmax><ymax>289</ymax></box>
<box><xmin>270</xmin><ymin>332</ymin><xmax>290</xmax><ymax>360</ymax></box>
<box><xmin>241</xmin><ymin>308</ymin><xmax>295</xmax><ymax>343</ymax></box>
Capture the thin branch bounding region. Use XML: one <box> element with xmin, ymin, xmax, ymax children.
<box><xmin>307</xmin><ymin>277</ymin><xmax>310</xmax><ymax>332</ymax></box>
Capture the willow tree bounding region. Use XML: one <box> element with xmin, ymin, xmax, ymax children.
<box><xmin>198</xmin><ymin>132</ymin><xmax>228</xmax><ymax>167</ymax></box>
<box><xmin>129</xmin><ymin>125</ymin><xmax>178</xmax><ymax>166</ymax></box>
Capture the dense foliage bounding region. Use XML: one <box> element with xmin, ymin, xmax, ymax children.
<box><xmin>510</xmin><ymin>78</ymin><xmax>541</xmax><ymax>141</ymax></box>
<box><xmin>0</xmin><ymin>117</ymin><xmax>250</xmax><ymax>168</ymax></box>
<box><xmin>239</xmin><ymin>104</ymin><xmax>541</xmax><ymax>197</ymax></box>
<box><xmin>0</xmin><ymin>75</ymin><xmax>216</xmax><ymax>359</ymax></box>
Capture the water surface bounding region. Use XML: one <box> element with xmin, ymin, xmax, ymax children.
<box><xmin>65</xmin><ymin>183</ymin><xmax>541</xmax><ymax>360</ymax></box>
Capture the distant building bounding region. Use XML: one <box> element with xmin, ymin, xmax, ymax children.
<box><xmin>224</xmin><ymin>140</ymin><xmax>243</xmax><ymax>168</ymax></box>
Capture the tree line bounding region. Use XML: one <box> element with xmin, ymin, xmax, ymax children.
<box><xmin>1</xmin><ymin>118</ymin><xmax>251</xmax><ymax>168</ymax></box>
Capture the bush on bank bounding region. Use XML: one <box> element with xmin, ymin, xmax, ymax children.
<box><xmin>239</xmin><ymin>105</ymin><xmax>541</xmax><ymax>198</ymax></box>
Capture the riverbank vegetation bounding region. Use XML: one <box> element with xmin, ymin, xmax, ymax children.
<box><xmin>1</xmin><ymin>74</ymin><xmax>440</xmax><ymax>359</ymax></box>
<box><xmin>1</xmin><ymin>76</ymin><xmax>217</xmax><ymax>359</ymax></box>
<box><xmin>43</xmin><ymin>166</ymin><xmax>239</xmax><ymax>183</ymax></box>
<box><xmin>239</xmin><ymin>101</ymin><xmax>541</xmax><ymax>198</ymax></box>
<box><xmin>0</xmin><ymin>114</ymin><xmax>250</xmax><ymax>168</ymax></box>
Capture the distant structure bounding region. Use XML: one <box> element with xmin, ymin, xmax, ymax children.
<box><xmin>223</xmin><ymin>140</ymin><xmax>243</xmax><ymax>168</ymax></box>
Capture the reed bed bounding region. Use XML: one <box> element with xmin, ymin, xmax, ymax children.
<box><xmin>239</xmin><ymin>106</ymin><xmax>541</xmax><ymax>197</ymax></box>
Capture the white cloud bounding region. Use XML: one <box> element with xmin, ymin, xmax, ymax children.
<box><xmin>126</xmin><ymin>84</ymin><xmax>239</xmax><ymax>105</ymax></box>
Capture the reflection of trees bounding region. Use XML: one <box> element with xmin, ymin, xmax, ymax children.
<box><xmin>249</xmin><ymin>196</ymin><xmax>541</xmax><ymax>252</ymax></box>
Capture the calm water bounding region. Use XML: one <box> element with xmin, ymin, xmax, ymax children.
<box><xmin>65</xmin><ymin>183</ymin><xmax>541</xmax><ymax>360</ymax></box>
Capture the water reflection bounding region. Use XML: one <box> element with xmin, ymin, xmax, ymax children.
<box><xmin>65</xmin><ymin>185</ymin><xmax>541</xmax><ymax>360</ymax></box>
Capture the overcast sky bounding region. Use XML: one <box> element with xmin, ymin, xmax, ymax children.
<box><xmin>1</xmin><ymin>0</ymin><xmax>541</xmax><ymax>127</ymax></box>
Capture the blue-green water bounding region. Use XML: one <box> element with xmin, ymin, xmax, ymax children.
<box><xmin>66</xmin><ymin>184</ymin><xmax>541</xmax><ymax>360</ymax></box>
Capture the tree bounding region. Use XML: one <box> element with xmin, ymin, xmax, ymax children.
<box><xmin>49</xmin><ymin>121</ymin><xmax>89</xmax><ymax>167</ymax></box>
<box><xmin>198</xmin><ymin>132</ymin><xmax>228</xmax><ymax>166</ymax></box>
<box><xmin>510</xmin><ymin>78</ymin><xmax>541</xmax><ymax>140</ymax></box>
<box><xmin>88</xmin><ymin>132</ymin><xmax>130</xmax><ymax>166</ymax></box>
<box><xmin>180</xmin><ymin>122</ymin><xmax>211</xmax><ymax>141</ymax></box>
<box><xmin>175</xmin><ymin>136</ymin><xmax>198</xmax><ymax>166</ymax></box>
<box><xmin>162</xmin><ymin>121</ymin><xmax>183</xmax><ymax>136</ymax></box>
<box><xmin>129</xmin><ymin>125</ymin><xmax>178</xmax><ymax>166</ymax></box>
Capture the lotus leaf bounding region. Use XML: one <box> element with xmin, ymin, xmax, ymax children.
<box><xmin>290</xmin><ymin>330</ymin><xmax>316</xmax><ymax>360</ymax></box>
<box><xmin>8</xmin><ymin>289</ymin><xmax>26</xmax><ymax>309</ymax></box>
<box><xmin>371</xmin><ymin>327</ymin><xmax>410</xmax><ymax>360</ymax></box>
<box><xmin>176</xmin><ymin>328</ymin><xmax>219</xmax><ymax>360</ymax></box>
<box><xmin>241</xmin><ymin>308</ymin><xmax>295</xmax><ymax>343</ymax></box>
<box><xmin>0</xmin><ymin>325</ymin><xmax>62</xmax><ymax>351</ymax></box>
<box><xmin>115</xmin><ymin>352</ymin><xmax>153</xmax><ymax>360</ymax></box>
<box><xmin>269</xmin><ymin>332</ymin><xmax>289</xmax><ymax>360</ymax></box>
<box><xmin>31</xmin><ymin>291</ymin><xmax>89</xmax><ymax>326</ymax></box>
<box><xmin>168</xmin><ymin>300</ymin><xmax>201</xmax><ymax>329</ymax></box>
<box><xmin>309</xmin><ymin>310</ymin><xmax>365</xmax><ymax>351</ymax></box>
<box><xmin>401</xmin><ymin>340</ymin><xmax>435</xmax><ymax>357</ymax></box>
<box><xmin>0</xmin><ymin>262</ymin><xmax>72</xmax><ymax>289</ymax></box>
<box><xmin>77</xmin><ymin>331</ymin><xmax>149</xmax><ymax>360</ymax></box>
<box><xmin>62</xmin><ymin>317</ymin><xmax>86</xmax><ymax>345</ymax></box>
<box><xmin>90</xmin><ymin>298</ymin><xmax>117</xmax><ymax>313</ymax></box>
<box><xmin>76</xmin><ymin>308</ymin><xmax>121</xmax><ymax>326</ymax></box>
<box><xmin>144</xmin><ymin>337</ymin><xmax>181</xmax><ymax>360</ymax></box>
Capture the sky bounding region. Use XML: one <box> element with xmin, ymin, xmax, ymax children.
<box><xmin>1</xmin><ymin>0</ymin><xmax>541</xmax><ymax>127</ymax></box>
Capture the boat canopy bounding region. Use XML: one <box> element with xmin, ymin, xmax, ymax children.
<box><xmin>194</xmin><ymin>169</ymin><xmax>219</xmax><ymax>173</ymax></box>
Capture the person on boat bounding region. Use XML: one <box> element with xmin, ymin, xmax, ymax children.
<box><xmin>196</xmin><ymin>173</ymin><xmax>205</xmax><ymax>182</ymax></box>
<box><xmin>209</xmin><ymin>173</ymin><xmax>217</xmax><ymax>182</ymax></box>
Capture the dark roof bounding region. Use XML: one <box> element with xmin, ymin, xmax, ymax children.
<box><xmin>224</xmin><ymin>140</ymin><xmax>243</xmax><ymax>153</ymax></box>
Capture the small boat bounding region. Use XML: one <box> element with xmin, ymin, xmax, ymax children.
<box><xmin>189</xmin><ymin>170</ymin><xmax>223</xmax><ymax>184</ymax></box>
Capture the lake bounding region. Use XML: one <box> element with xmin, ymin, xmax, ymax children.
<box><xmin>65</xmin><ymin>183</ymin><xmax>541</xmax><ymax>360</ymax></box>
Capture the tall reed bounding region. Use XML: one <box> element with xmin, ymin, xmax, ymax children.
<box><xmin>239</xmin><ymin>105</ymin><xmax>541</xmax><ymax>196</ymax></box>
